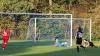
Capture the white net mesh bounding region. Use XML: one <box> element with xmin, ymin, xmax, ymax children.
<box><xmin>72</xmin><ymin>18</ymin><xmax>91</xmax><ymax>41</ymax></box>
<box><xmin>27</xmin><ymin>14</ymin><xmax>72</xmax><ymax>46</ymax></box>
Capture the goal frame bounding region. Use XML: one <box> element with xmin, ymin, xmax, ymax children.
<box><xmin>73</xmin><ymin>18</ymin><xmax>92</xmax><ymax>41</ymax></box>
<box><xmin>28</xmin><ymin>17</ymin><xmax>72</xmax><ymax>46</ymax></box>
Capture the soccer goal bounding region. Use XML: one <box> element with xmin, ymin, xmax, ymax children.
<box><xmin>27</xmin><ymin>14</ymin><xmax>73</xmax><ymax>46</ymax></box>
<box><xmin>72</xmin><ymin>18</ymin><xmax>92</xmax><ymax>41</ymax></box>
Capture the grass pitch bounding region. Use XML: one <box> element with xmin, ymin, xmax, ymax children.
<box><xmin>0</xmin><ymin>40</ymin><xmax>100</xmax><ymax>56</ymax></box>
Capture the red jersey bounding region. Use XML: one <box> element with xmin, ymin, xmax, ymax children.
<box><xmin>2</xmin><ymin>28</ymin><xmax>10</xmax><ymax>37</ymax></box>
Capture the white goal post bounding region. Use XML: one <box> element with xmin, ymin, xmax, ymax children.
<box><xmin>27</xmin><ymin>14</ymin><xmax>72</xmax><ymax>46</ymax></box>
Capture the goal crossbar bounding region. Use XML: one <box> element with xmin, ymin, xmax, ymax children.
<box><xmin>0</xmin><ymin>12</ymin><xmax>72</xmax><ymax>15</ymax></box>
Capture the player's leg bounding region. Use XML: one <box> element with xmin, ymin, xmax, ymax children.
<box><xmin>2</xmin><ymin>37</ymin><xmax>7</xmax><ymax>50</ymax></box>
<box><xmin>80</xmin><ymin>45</ymin><xmax>85</xmax><ymax>49</ymax></box>
<box><xmin>6</xmin><ymin>36</ymin><xmax>9</xmax><ymax>43</ymax></box>
<box><xmin>2</xmin><ymin>37</ymin><xmax>5</xmax><ymax>50</ymax></box>
<box><xmin>90</xmin><ymin>42</ymin><xmax>98</xmax><ymax>48</ymax></box>
<box><xmin>76</xmin><ymin>38</ymin><xmax>85</xmax><ymax>52</ymax></box>
<box><xmin>79</xmin><ymin>38</ymin><xmax>85</xmax><ymax>49</ymax></box>
<box><xmin>76</xmin><ymin>38</ymin><xmax>80</xmax><ymax>52</ymax></box>
<box><xmin>77</xmin><ymin>45</ymin><xmax>80</xmax><ymax>52</ymax></box>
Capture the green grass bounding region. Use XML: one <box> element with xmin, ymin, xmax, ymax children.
<box><xmin>0</xmin><ymin>40</ymin><xmax>100</xmax><ymax>56</ymax></box>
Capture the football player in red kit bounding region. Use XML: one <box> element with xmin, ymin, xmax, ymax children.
<box><xmin>1</xmin><ymin>26</ymin><xmax>10</xmax><ymax>50</ymax></box>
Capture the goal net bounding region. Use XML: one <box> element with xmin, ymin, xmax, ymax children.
<box><xmin>27</xmin><ymin>14</ymin><xmax>72</xmax><ymax>46</ymax></box>
<box><xmin>72</xmin><ymin>18</ymin><xmax>91</xmax><ymax>41</ymax></box>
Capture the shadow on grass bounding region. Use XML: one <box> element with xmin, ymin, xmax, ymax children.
<box><xmin>0</xmin><ymin>40</ymin><xmax>55</xmax><ymax>56</ymax></box>
<box><xmin>20</xmin><ymin>47</ymin><xmax>100</xmax><ymax>56</ymax></box>
<box><xmin>0</xmin><ymin>40</ymin><xmax>33</xmax><ymax>56</ymax></box>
